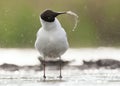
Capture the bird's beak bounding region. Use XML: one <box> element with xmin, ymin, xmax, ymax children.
<box><xmin>55</xmin><ymin>12</ymin><xmax>66</xmax><ymax>17</ymax></box>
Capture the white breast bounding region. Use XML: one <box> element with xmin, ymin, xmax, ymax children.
<box><xmin>35</xmin><ymin>18</ymin><xmax>69</xmax><ymax>58</ymax></box>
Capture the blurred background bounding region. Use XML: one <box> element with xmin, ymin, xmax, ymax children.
<box><xmin>0</xmin><ymin>0</ymin><xmax>120</xmax><ymax>48</ymax></box>
<box><xmin>1</xmin><ymin>1</ymin><xmax>120</xmax><ymax>85</ymax></box>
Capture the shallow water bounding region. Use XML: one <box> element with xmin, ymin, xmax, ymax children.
<box><xmin>1</xmin><ymin>69</ymin><xmax>120</xmax><ymax>86</ymax></box>
<box><xmin>0</xmin><ymin>47</ymin><xmax>120</xmax><ymax>66</ymax></box>
<box><xmin>0</xmin><ymin>47</ymin><xmax>120</xmax><ymax>85</ymax></box>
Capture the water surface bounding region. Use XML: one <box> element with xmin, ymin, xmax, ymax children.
<box><xmin>0</xmin><ymin>47</ymin><xmax>120</xmax><ymax>86</ymax></box>
<box><xmin>0</xmin><ymin>47</ymin><xmax>120</xmax><ymax>66</ymax></box>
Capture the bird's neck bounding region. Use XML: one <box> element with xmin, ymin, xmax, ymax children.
<box><xmin>40</xmin><ymin>18</ymin><xmax>62</xmax><ymax>31</ymax></box>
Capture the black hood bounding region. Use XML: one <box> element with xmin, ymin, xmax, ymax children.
<box><xmin>41</xmin><ymin>10</ymin><xmax>65</xmax><ymax>22</ymax></box>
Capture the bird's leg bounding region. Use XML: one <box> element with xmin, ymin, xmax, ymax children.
<box><xmin>43</xmin><ymin>56</ymin><xmax>46</xmax><ymax>79</ymax></box>
<box><xmin>59</xmin><ymin>56</ymin><xmax>62</xmax><ymax>79</ymax></box>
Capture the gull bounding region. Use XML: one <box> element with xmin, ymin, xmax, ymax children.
<box><xmin>35</xmin><ymin>10</ymin><xmax>69</xmax><ymax>79</ymax></box>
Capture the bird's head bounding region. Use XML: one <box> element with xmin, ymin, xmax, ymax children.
<box><xmin>40</xmin><ymin>10</ymin><xmax>66</xmax><ymax>22</ymax></box>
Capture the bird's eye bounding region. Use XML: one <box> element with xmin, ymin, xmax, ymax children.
<box><xmin>47</xmin><ymin>16</ymin><xmax>51</xmax><ymax>20</ymax></box>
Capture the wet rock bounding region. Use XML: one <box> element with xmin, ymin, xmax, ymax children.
<box><xmin>78</xmin><ymin>60</ymin><xmax>99</xmax><ymax>69</ymax></box>
<box><xmin>79</xmin><ymin>59</ymin><xmax>120</xmax><ymax>69</ymax></box>
<box><xmin>96</xmin><ymin>59</ymin><xmax>120</xmax><ymax>69</ymax></box>
<box><xmin>0</xmin><ymin>63</ymin><xmax>42</xmax><ymax>71</ymax></box>
<box><xmin>0</xmin><ymin>63</ymin><xmax>19</xmax><ymax>71</ymax></box>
